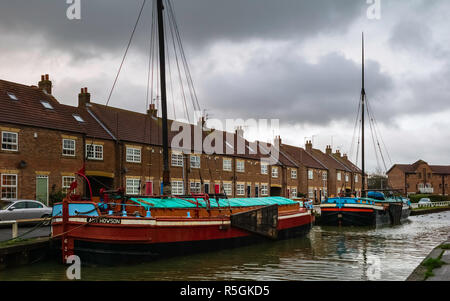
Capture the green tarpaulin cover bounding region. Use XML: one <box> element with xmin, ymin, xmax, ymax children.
<box><xmin>129</xmin><ymin>196</ymin><xmax>297</xmax><ymax>210</ymax></box>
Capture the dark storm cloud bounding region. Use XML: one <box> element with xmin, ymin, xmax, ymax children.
<box><xmin>0</xmin><ymin>0</ymin><xmax>365</xmax><ymax>58</ymax></box>
<box><xmin>0</xmin><ymin>0</ymin><xmax>448</xmax><ymax>128</ymax></box>
<box><xmin>198</xmin><ymin>49</ymin><xmax>392</xmax><ymax>124</ymax></box>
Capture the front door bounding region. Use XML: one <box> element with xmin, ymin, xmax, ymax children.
<box><xmin>145</xmin><ymin>181</ymin><xmax>153</xmax><ymax>196</ymax></box>
<box><xmin>247</xmin><ymin>185</ymin><xmax>251</xmax><ymax>197</ymax></box>
<box><xmin>255</xmin><ymin>185</ymin><xmax>259</xmax><ymax>197</ymax></box>
<box><xmin>36</xmin><ymin>176</ymin><xmax>48</xmax><ymax>205</ymax></box>
<box><xmin>204</xmin><ymin>183</ymin><xmax>210</xmax><ymax>194</ymax></box>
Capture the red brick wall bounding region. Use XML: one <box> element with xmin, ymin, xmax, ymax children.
<box><xmin>0</xmin><ymin>123</ymin><xmax>85</xmax><ymax>204</ymax></box>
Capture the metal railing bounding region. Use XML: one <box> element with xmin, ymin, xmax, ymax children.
<box><xmin>411</xmin><ymin>201</ymin><xmax>450</xmax><ymax>209</ymax></box>
<box><xmin>0</xmin><ymin>217</ymin><xmax>52</xmax><ymax>240</ymax></box>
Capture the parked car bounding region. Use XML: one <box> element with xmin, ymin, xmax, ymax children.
<box><xmin>0</xmin><ymin>200</ymin><xmax>52</xmax><ymax>225</ymax></box>
<box><xmin>418</xmin><ymin>198</ymin><xmax>432</xmax><ymax>204</ymax></box>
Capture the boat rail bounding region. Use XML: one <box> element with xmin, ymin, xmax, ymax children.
<box><xmin>52</xmin><ymin>201</ymin><xmax>152</xmax><ymax>218</ymax></box>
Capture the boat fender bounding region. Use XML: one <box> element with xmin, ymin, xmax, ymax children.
<box><xmin>187</xmin><ymin>211</ymin><xmax>191</xmax><ymax>218</ymax></box>
<box><xmin>146</xmin><ymin>210</ymin><xmax>152</xmax><ymax>218</ymax></box>
<box><xmin>122</xmin><ymin>210</ymin><xmax>127</xmax><ymax>217</ymax></box>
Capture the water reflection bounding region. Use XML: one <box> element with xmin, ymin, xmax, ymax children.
<box><xmin>1</xmin><ymin>212</ymin><xmax>449</xmax><ymax>281</ymax></box>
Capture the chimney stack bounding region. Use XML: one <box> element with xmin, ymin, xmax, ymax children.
<box><xmin>38</xmin><ymin>74</ymin><xmax>52</xmax><ymax>94</ymax></box>
<box><xmin>147</xmin><ymin>103</ymin><xmax>157</xmax><ymax>117</ymax></box>
<box><xmin>335</xmin><ymin>150</ymin><xmax>341</xmax><ymax>158</ymax></box>
<box><xmin>305</xmin><ymin>140</ymin><xmax>312</xmax><ymax>152</ymax></box>
<box><xmin>78</xmin><ymin>87</ymin><xmax>91</xmax><ymax>107</ymax></box>
<box><xmin>343</xmin><ymin>153</ymin><xmax>348</xmax><ymax>161</ymax></box>
<box><xmin>326</xmin><ymin>145</ymin><xmax>332</xmax><ymax>155</ymax></box>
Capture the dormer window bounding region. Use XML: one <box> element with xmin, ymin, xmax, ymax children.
<box><xmin>40</xmin><ymin>100</ymin><xmax>54</xmax><ymax>110</ymax></box>
<box><xmin>73</xmin><ymin>114</ymin><xmax>85</xmax><ymax>123</ymax></box>
<box><xmin>7</xmin><ymin>92</ymin><xmax>18</xmax><ymax>101</ymax></box>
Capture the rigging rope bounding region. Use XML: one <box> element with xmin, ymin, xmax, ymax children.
<box><xmin>366</xmin><ymin>99</ymin><xmax>382</xmax><ymax>172</ymax></box>
<box><xmin>165</xmin><ymin>3</ymin><xmax>190</xmax><ymax>123</ymax></box>
<box><xmin>366</xmin><ymin>97</ymin><xmax>393</xmax><ymax>168</ymax></box>
<box><xmin>349</xmin><ymin>97</ymin><xmax>362</xmax><ymax>161</ymax></box>
<box><xmin>167</xmin><ymin>0</ymin><xmax>202</xmax><ymax>113</ymax></box>
<box><xmin>146</xmin><ymin>0</ymin><xmax>157</xmax><ymax>112</ymax></box>
<box><xmin>105</xmin><ymin>0</ymin><xmax>147</xmax><ymax>107</ymax></box>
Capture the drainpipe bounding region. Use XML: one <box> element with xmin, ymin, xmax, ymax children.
<box><xmin>82</xmin><ymin>133</ymin><xmax>87</xmax><ymax>197</ymax></box>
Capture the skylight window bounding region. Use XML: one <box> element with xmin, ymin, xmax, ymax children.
<box><xmin>40</xmin><ymin>100</ymin><xmax>54</xmax><ymax>110</ymax></box>
<box><xmin>7</xmin><ymin>92</ymin><xmax>18</xmax><ymax>101</ymax></box>
<box><xmin>73</xmin><ymin>114</ymin><xmax>85</xmax><ymax>123</ymax></box>
<box><xmin>225</xmin><ymin>141</ymin><xmax>233</xmax><ymax>148</ymax></box>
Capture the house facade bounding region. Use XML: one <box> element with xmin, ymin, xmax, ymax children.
<box><xmin>1</xmin><ymin>75</ymin><xmax>362</xmax><ymax>203</ymax></box>
<box><xmin>387</xmin><ymin>160</ymin><xmax>450</xmax><ymax>196</ymax></box>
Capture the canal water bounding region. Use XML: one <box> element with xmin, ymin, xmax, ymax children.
<box><xmin>1</xmin><ymin>211</ymin><xmax>449</xmax><ymax>281</ymax></box>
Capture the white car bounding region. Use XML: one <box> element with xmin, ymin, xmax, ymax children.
<box><xmin>418</xmin><ymin>198</ymin><xmax>432</xmax><ymax>204</ymax></box>
<box><xmin>0</xmin><ymin>200</ymin><xmax>52</xmax><ymax>225</ymax></box>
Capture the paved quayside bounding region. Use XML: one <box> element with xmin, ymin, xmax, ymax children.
<box><xmin>407</xmin><ymin>239</ymin><xmax>450</xmax><ymax>281</ymax></box>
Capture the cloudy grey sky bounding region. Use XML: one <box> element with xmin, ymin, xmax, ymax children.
<box><xmin>1</xmin><ymin>0</ymin><xmax>449</xmax><ymax>172</ymax></box>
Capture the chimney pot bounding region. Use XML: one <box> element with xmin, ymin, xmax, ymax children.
<box><xmin>305</xmin><ymin>140</ymin><xmax>313</xmax><ymax>152</ymax></box>
<box><xmin>78</xmin><ymin>87</ymin><xmax>91</xmax><ymax>107</ymax></box>
<box><xmin>147</xmin><ymin>103</ymin><xmax>157</xmax><ymax>117</ymax></box>
<box><xmin>38</xmin><ymin>74</ymin><xmax>52</xmax><ymax>95</ymax></box>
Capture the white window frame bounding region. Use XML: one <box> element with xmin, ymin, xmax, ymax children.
<box><xmin>73</xmin><ymin>114</ymin><xmax>85</xmax><ymax>123</ymax></box>
<box><xmin>322</xmin><ymin>172</ymin><xmax>327</xmax><ymax>181</ymax></box>
<box><xmin>40</xmin><ymin>100</ymin><xmax>54</xmax><ymax>110</ymax></box>
<box><xmin>7</xmin><ymin>92</ymin><xmax>18</xmax><ymax>101</ymax></box>
<box><xmin>126</xmin><ymin>178</ymin><xmax>141</xmax><ymax>195</ymax></box>
<box><xmin>223</xmin><ymin>158</ymin><xmax>232</xmax><ymax>171</ymax></box>
<box><xmin>308</xmin><ymin>170</ymin><xmax>314</xmax><ymax>180</ymax></box>
<box><xmin>272</xmin><ymin>167</ymin><xmax>279</xmax><ymax>178</ymax></box>
<box><xmin>308</xmin><ymin>187</ymin><xmax>314</xmax><ymax>198</ymax></box>
<box><xmin>62</xmin><ymin>176</ymin><xmax>76</xmax><ymax>193</ymax></box>
<box><xmin>236</xmin><ymin>160</ymin><xmax>245</xmax><ymax>173</ymax></box>
<box><xmin>337</xmin><ymin>172</ymin><xmax>342</xmax><ymax>181</ymax></box>
<box><xmin>62</xmin><ymin>139</ymin><xmax>76</xmax><ymax>157</ymax></box>
<box><xmin>190</xmin><ymin>181</ymin><xmax>201</xmax><ymax>194</ymax></box>
<box><xmin>261</xmin><ymin>163</ymin><xmax>268</xmax><ymax>175</ymax></box>
<box><xmin>223</xmin><ymin>183</ymin><xmax>232</xmax><ymax>196</ymax></box>
<box><xmin>172</xmin><ymin>181</ymin><xmax>184</xmax><ymax>195</ymax></box>
<box><xmin>190</xmin><ymin>155</ymin><xmax>201</xmax><ymax>169</ymax></box>
<box><xmin>355</xmin><ymin>174</ymin><xmax>359</xmax><ymax>183</ymax></box>
<box><xmin>345</xmin><ymin>174</ymin><xmax>349</xmax><ymax>182</ymax></box>
<box><xmin>236</xmin><ymin>183</ymin><xmax>245</xmax><ymax>196</ymax></box>
<box><xmin>1</xmin><ymin>131</ymin><xmax>18</xmax><ymax>151</ymax></box>
<box><xmin>86</xmin><ymin>144</ymin><xmax>103</xmax><ymax>160</ymax></box>
<box><xmin>126</xmin><ymin>147</ymin><xmax>141</xmax><ymax>163</ymax></box>
<box><xmin>291</xmin><ymin>187</ymin><xmax>298</xmax><ymax>198</ymax></box>
<box><xmin>171</xmin><ymin>152</ymin><xmax>184</xmax><ymax>167</ymax></box>
<box><xmin>1</xmin><ymin>174</ymin><xmax>18</xmax><ymax>200</ymax></box>
<box><xmin>291</xmin><ymin>169</ymin><xmax>297</xmax><ymax>179</ymax></box>
<box><xmin>261</xmin><ymin>184</ymin><xmax>268</xmax><ymax>196</ymax></box>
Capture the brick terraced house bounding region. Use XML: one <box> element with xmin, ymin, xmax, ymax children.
<box><xmin>0</xmin><ymin>75</ymin><xmax>363</xmax><ymax>204</ymax></box>
<box><xmin>332</xmin><ymin>150</ymin><xmax>364</xmax><ymax>196</ymax></box>
<box><xmin>387</xmin><ymin>160</ymin><xmax>450</xmax><ymax>196</ymax></box>
<box><xmin>0</xmin><ymin>76</ymin><xmax>114</xmax><ymax>204</ymax></box>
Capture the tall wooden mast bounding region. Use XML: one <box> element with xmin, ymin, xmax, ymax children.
<box><xmin>157</xmin><ymin>0</ymin><xmax>171</xmax><ymax>195</ymax></box>
<box><xmin>361</xmin><ymin>32</ymin><xmax>366</xmax><ymax>197</ymax></box>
